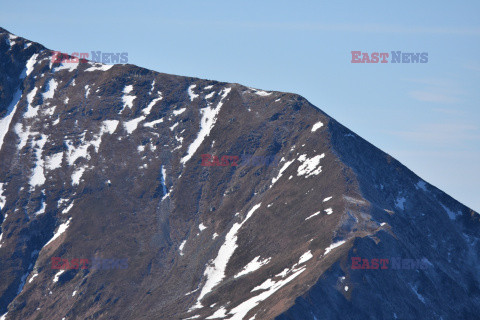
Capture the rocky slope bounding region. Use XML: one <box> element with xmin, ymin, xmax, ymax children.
<box><xmin>0</xmin><ymin>27</ymin><xmax>479</xmax><ymax>320</ymax></box>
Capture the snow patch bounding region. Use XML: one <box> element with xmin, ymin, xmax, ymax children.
<box><xmin>66</xmin><ymin>123</ymin><xmax>113</xmax><ymax>166</ymax></box>
<box><xmin>0</xmin><ymin>183</ymin><xmax>6</xmax><ymax>208</ymax></box>
<box><xmin>194</xmin><ymin>203</ymin><xmax>262</xmax><ymax>308</ymax></box>
<box><xmin>271</xmin><ymin>158</ymin><xmax>294</xmax><ymax>186</ymax></box>
<box><xmin>170</xmin><ymin>122</ymin><xmax>179</xmax><ymax>131</ymax></box>
<box><xmin>28</xmin><ymin>273</ymin><xmax>38</xmax><ymax>283</ymax></box>
<box><xmin>102</xmin><ymin>120</ymin><xmax>119</xmax><ymax>134</ymax></box>
<box><xmin>188</xmin><ymin>84</ymin><xmax>199</xmax><ymax>101</ymax></box>
<box><xmin>227</xmin><ymin>256</ymin><xmax>306</xmax><ymax>320</ymax></box>
<box><xmin>181</xmin><ymin>87</ymin><xmax>231</xmax><ymax>165</ymax></box>
<box><xmin>179</xmin><ymin>240</ymin><xmax>187</xmax><ymax>256</ymax></box>
<box><xmin>71</xmin><ymin>167</ymin><xmax>86</xmax><ymax>185</ymax></box>
<box><xmin>22</xmin><ymin>53</ymin><xmax>39</xmax><ymax>79</ymax></box>
<box><xmin>143</xmin><ymin>93</ymin><xmax>163</xmax><ymax>115</ymax></box>
<box><xmin>15</xmin><ymin>123</ymin><xmax>33</xmax><ymax>151</ymax></box>
<box><xmin>7</xmin><ymin>34</ymin><xmax>17</xmax><ymax>47</ymax></box>
<box><xmin>297</xmin><ymin>154</ymin><xmax>325</xmax><ymax>177</ymax></box>
<box><xmin>305</xmin><ymin>211</ymin><xmax>320</xmax><ymax>220</ymax></box>
<box><xmin>62</xmin><ymin>201</ymin><xmax>74</xmax><ymax>214</ymax></box>
<box><xmin>311</xmin><ymin>121</ymin><xmax>324</xmax><ymax>132</ymax></box>
<box><xmin>144</xmin><ymin>118</ymin><xmax>163</xmax><ymax>128</ymax></box>
<box><xmin>53</xmin><ymin>62</ymin><xmax>78</xmax><ymax>72</ymax></box>
<box><xmin>84</xmin><ymin>63</ymin><xmax>113</xmax><ymax>72</ymax></box>
<box><xmin>206</xmin><ymin>307</ymin><xmax>228</xmax><ymax>319</ymax></box>
<box><xmin>173</xmin><ymin>108</ymin><xmax>186</xmax><ymax>116</ymax></box>
<box><xmin>42</xmin><ymin>79</ymin><xmax>58</xmax><ymax>100</ymax></box>
<box><xmin>234</xmin><ymin>256</ymin><xmax>271</xmax><ymax>278</ymax></box>
<box><xmin>53</xmin><ymin>270</ymin><xmax>65</xmax><ymax>283</ymax></box>
<box><xmin>46</xmin><ymin>152</ymin><xmax>63</xmax><ymax>171</ymax></box>
<box><xmin>324</xmin><ymin>240</ymin><xmax>346</xmax><ymax>256</ymax></box>
<box><xmin>250</xmin><ymin>88</ymin><xmax>272</xmax><ymax>96</ymax></box>
<box><xmin>35</xmin><ymin>198</ymin><xmax>46</xmax><ymax>215</ymax></box>
<box><xmin>120</xmin><ymin>85</ymin><xmax>136</xmax><ymax>113</ymax></box>
<box><xmin>205</xmin><ymin>92</ymin><xmax>216</xmax><ymax>99</ymax></box>
<box><xmin>161</xmin><ymin>165</ymin><xmax>169</xmax><ymax>200</ymax></box>
<box><xmin>29</xmin><ymin>135</ymin><xmax>48</xmax><ymax>189</ymax></box>
<box><xmin>298</xmin><ymin>251</ymin><xmax>313</xmax><ymax>264</ymax></box>
<box><xmin>24</xmin><ymin>87</ymin><xmax>39</xmax><ymax>118</ymax></box>
<box><xmin>123</xmin><ymin>116</ymin><xmax>145</xmax><ymax>134</ymax></box>
<box><xmin>0</xmin><ymin>88</ymin><xmax>22</xmax><ymax>152</ymax></box>
<box><xmin>44</xmin><ymin>105</ymin><xmax>56</xmax><ymax>116</ymax></box>
<box><xmin>45</xmin><ymin>218</ymin><xmax>73</xmax><ymax>247</ymax></box>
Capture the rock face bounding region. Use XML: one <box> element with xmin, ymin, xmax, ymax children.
<box><xmin>0</xmin><ymin>27</ymin><xmax>478</xmax><ymax>320</ymax></box>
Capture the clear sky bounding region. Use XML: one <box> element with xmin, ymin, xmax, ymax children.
<box><xmin>1</xmin><ymin>0</ymin><xmax>479</xmax><ymax>211</ymax></box>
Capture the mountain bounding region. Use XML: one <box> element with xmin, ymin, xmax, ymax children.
<box><xmin>0</xmin><ymin>27</ymin><xmax>479</xmax><ymax>320</ymax></box>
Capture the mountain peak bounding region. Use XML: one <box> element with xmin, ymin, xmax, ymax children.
<box><xmin>0</xmin><ymin>27</ymin><xmax>478</xmax><ymax>320</ymax></box>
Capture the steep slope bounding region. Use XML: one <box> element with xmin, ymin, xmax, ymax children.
<box><xmin>0</xmin><ymin>27</ymin><xmax>478</xmax><ymax>320</ymax></box>
<box><xmin>277</xmin><ymin>120</ymin><xmax>480</xmax><ymax>319</ymax></box>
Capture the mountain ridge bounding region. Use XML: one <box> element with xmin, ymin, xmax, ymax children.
<box><xmin>0</xmin><ymin>27</ymin><xmax>478</xmax><ymax>320</ymax></box>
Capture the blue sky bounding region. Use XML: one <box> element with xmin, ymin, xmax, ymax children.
<box><xmin>1</xmin><ymin>0</ymin><xmax>479</xmax><ymax>211</ymax></box>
